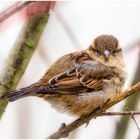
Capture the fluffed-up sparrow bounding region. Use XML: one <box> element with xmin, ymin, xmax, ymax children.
<box><xmin>0</xmin><ymin>35</ymin><xmax>127</xmax><ymax>116</ymax></box>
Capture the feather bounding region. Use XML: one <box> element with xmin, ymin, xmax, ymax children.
<box><xmin>0</xmin><ymin>85</ymin><xmax>38</xmax><ymax>102</ymax></box>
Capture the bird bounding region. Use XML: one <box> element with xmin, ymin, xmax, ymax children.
<box><xmin>0</xmin><ymin>35</ymin><xmax>127</xmax><ymax>116</ymax></box>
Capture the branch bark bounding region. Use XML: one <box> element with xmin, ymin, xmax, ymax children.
<box><xmin>47</xmin><ymin>82</ymin><xmax>140</xmax><ymax>139</ymax></box>
<box><xmin>102</xmin><ymin>111</ymin><xmax>140</xmax><ymax>116</ymax></box>
<box><xmin>0</xmin><ymin>2</ymin><xmax>52</xmax><ymax>119</ymax></box>
<box><xmin>0</xmin><ymin>1</ymin><xmax>35</xmax><ymax>23</ymax></box>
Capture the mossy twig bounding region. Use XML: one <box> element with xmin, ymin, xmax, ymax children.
<box><xmin>0</xmin><ymin>2</ymin><xmax>52</xmax><ymax>118</ymax></box>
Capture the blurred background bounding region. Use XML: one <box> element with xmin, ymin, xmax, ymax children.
<box><xmin>0</xmin><ymin>0</ymin><xmax>140</xmax><ymax>138</ymax></box>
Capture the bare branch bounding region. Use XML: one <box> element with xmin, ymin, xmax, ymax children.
<box><xmin>124</xmin><ymin>40</ymin><xmax>140</xmax><ymax>53</ymax></box>
<box><xmin>53</xmin><ymin>5</ymin><xmax>82</xmax><ymax>50</ymax></box>
<box><xmin>0</xmin><ymin>1</ymin><xmax>35</xmax><ymax>23</ymax></box>
<box><xmin>102</xmin><ymin>111</ymin><xmax>140</xmax><ymax>116</ymax></box>
<box><xmin>130</xmin><ymin>112</ymin><xmax>140</xmax><ymax>139</ymax></box>
<box><xmin>47</xmin><ymin>82</ymin><xmax>140</xmax><ymax>139</ymax></box>
<box><xmin>0</xmin><ymin>2</ymin><xmax>52</xmax><ymax>119</ymax></box>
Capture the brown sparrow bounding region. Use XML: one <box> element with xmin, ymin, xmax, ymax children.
<box><xmin>0</xmin><ymin>35</ymin><xmax>126</xmax><ymax>116</ymax></box>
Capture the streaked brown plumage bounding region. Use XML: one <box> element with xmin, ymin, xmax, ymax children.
<box><xmin>0</xmin><ymin>35</ymin><xmax>126</xmax><ymax>116</ymax></box>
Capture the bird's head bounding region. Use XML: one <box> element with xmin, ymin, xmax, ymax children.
<box><xmin>88</xmin><ymin>35</ymin><xmax>123</xmax><ymax>66</ymax></box>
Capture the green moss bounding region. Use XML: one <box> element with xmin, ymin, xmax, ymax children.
<box><xmin>0</xmin><ymin>11</ymin><xmax>50</xmax><ymax>118</ymax></box>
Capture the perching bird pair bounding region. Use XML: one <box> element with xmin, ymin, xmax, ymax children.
<box><xmin>0</xmin><ymin>35</ymin><xmax>126</xmax><ymax>116</ymax></box>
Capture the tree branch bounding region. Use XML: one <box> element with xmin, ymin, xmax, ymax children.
<box><xmin>0</xmin><ymin>2</ymin><xmax>52</xmax><ymax>119</ymax></box>
<box><xmin>53</xmin><ymin>5</ymin><xmax>82</xmax><ymax>50</ymax></box>
<box><xmin>102</xmin><ymin>111</ymin><xmax>140</xmax><ymax>116</ymax></box>
<box><xmin>0</xmin><ymin>1</ymin><xmax>35</xmax><ymax>23</ymax></box>
<box><xmin>131</xmin><ymin>113</ymin><xmax>140</xmax><ymax>138</ymax></box>
<box><xmin>47</xmin><ymin>82</ymin><xmax>140</xmax><ymax>139</ymax></box>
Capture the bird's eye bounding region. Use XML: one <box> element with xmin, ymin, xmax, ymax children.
<box><xmin>111</xmin><ymin>50</ymin><xmax>116</xmax><ymax>56</ymax></box>
<box><xmin>96</xmin><ymin>50</ymin><xmax>99</xmax><ymax>53</ymax></box>
<box><xmin>95</xmin><ymin>49</ymin><xmax>101</xmax><ymax>55</ymax></box>
<box><xmin>113</xmin><ymin>50</ymin><xmax>116</xmax><ymax>54</ymax></box>
<box><xmin>112</xmin><ymin>49</ymin><xmax>122</xmax><ymax>56</ymax></box>
<box><xmin>89</xmin><ymin>46</ymin><xmax>100</xmax><ymax>55</ymax></box>
<box><xmin>113</xmin><ymin>49</ymin><xmax>122</xmax><ymax>54</ymax></box>
<box><xmin>116</xmin><ymin>48</ymin><xmax>122</xmax><ymax>53</ymax></box>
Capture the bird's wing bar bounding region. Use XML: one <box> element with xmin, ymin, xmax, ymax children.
<box><xmin>37</xmin><ymin>61</ymin><xmax>114</xmax><ymax>94</ymax></box>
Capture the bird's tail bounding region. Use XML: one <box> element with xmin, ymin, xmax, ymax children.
<box><xmin>0</xmin><ymin>85</ymin><xmax>39</xmax><ymax>102</ymax></box>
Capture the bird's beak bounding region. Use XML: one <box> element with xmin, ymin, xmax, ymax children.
<box><xmin>103</xmin><ymin>50</ymin><xmax>110</xmax><ymax>60</ymax></box>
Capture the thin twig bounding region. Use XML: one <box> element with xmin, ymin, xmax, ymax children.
<box><xmin>0</xmin><ymin>1</ymin><xmax>35</xmax><ymax>23</ymax></box>
<box><xmin>102</xmin><ymin>111</ymin><xmax>140</xmax><ymax>116</ymax></box>
<box><xmin>131</xmin><ymin>112</ymin><xmax>140</xmax><ymax>139</ymax></box>
<box><xmin>53</xmin><ymin>5</ymin><xmax>82</xmax><ymax>50</ymax></box>
<box><xmin>124</xmin><ymin>40</ymin><xmax>140</xmax><ymax>53</ymax></box>
<box><xmin>114</xmin><ymin>48</ymin><xmax>140</xmax><ymax>139</ymax></box>
<box><xmin>47</xmin><ymin>82</ymin><xmax>140</xmax><ymax>139</ymax></box>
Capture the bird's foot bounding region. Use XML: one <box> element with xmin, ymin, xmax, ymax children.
<box><xmin>99</xmin><ymin>98</ymin><xmax>110</xmax><ymax>112</ymax></box>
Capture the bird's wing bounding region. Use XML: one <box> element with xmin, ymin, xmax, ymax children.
<box><xmin>38</xmin><ymin>51</ymin><xmax>92</xmax><ymax>83</ymax></box>
<box><xmin>37</xmin><ymin>61</ymin><xmax>114</xmax><ymax>94</ymax></box>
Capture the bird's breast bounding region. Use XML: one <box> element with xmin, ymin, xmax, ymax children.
<box><xmin>45</xmin><ymin>89</ymin><xmax>115</xmax><ymax>116</ymax></box>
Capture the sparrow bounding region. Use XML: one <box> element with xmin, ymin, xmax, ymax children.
<box><xmin>0</xmin><ymin>35</ymin><xmax>126</xmax><ymax>116</ymax></box>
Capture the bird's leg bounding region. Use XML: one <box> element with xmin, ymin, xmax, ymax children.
<box><xmin>58</xmin><ymin>123</ymin><xmax>69</xmax><ymax>137</ymax></box>
<box><xmin>99</xmin><ymin>98</ymin><xmax>110</xmax><ymax>112</ymax></box>
<box><xmin>80</xmin><ymin>112</ymin><xmax>97</xmax><ymax>128</ymax></box>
